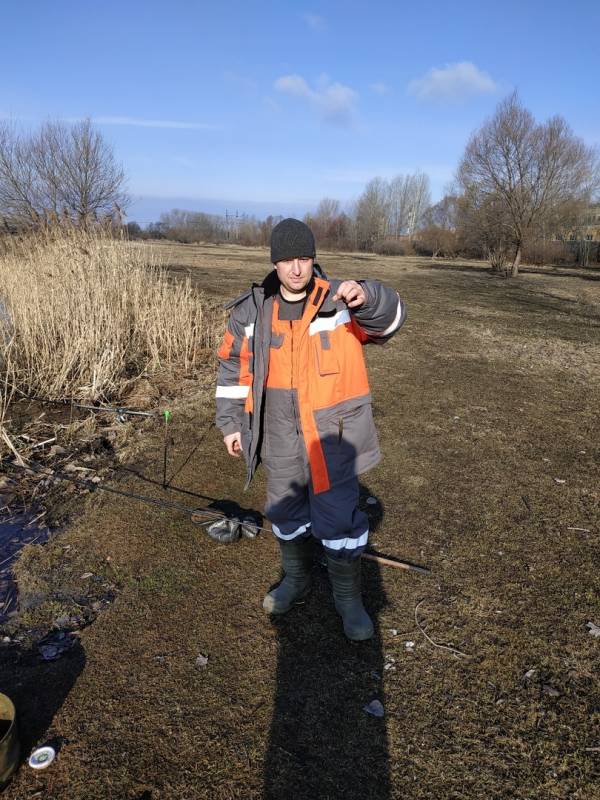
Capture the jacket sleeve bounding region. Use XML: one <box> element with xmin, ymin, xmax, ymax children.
<box><xmin>350</xmin><ymin>279</ymin><xmax>406</xmax><ymax>344</ymax></box>
<box><xmin>215</xmin><ymin>304</ymin><xmax>253</xmax><ymax>436</ymax></box>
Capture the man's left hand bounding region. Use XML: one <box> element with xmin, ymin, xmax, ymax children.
<box><xmin>332</xmin><ymin>280</ymin><xmax>366</xmax><ymax>309</ymax></box>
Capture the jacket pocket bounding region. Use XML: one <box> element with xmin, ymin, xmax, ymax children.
<box><xmin>315</xmin><ymin>331</ymin><xmax>340</xmax><ymax>376</ymax></box>
<box><xmin>270</xmin><ymin>332</ymin><xmax>285</xmax><ymax>349</ymax></box>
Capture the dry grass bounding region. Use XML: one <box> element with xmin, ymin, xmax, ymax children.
<box><xmin>2</xmin><ymin>243</ymin><xmax>600</xmax><ymax>799</ymax></box>
<box><xmin>0</xmin><ymin>228</ymin><xmax>224</xmax><ymax>405</ymax></box>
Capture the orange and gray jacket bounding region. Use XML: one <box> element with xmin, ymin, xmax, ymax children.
<box><xmin>215</xmin><ymin>266</ymin><xmax>406</xmax><ymax>493</ymax></box>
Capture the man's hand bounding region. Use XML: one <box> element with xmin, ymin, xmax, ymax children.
<box><xmin>224</xmin><ymin>432</ymin><xmax>243</xmax><ymax>457</ymax></box>
<box><xmin>332</xmin><ymin>280</ymin><xmax>366</xmax><ymax>309</ymax></box>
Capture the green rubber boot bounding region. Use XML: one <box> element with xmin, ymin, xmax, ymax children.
<box><xmin>327</xmin><ymin>555</ymin><xmax>374</xmax><ymax>641</ymax></box>
<box><xmin>263</xmin><ymin>536</ymin><xmax>313</xmax><ymax>614</ymax></box>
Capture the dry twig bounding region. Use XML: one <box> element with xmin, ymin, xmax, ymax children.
<box><xmin>414</xmin><ymin>598</ymin><xmax>470</xmax><ymax>659</ymax></box>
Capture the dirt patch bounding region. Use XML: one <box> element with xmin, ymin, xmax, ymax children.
<box><xmin>1</xmin><ymin>246</ymin><xmax>599</xmax><ymax>799</ymax></box>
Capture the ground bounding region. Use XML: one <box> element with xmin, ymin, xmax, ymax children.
<box><xmin>1</xmin><ymin>246</ymin><xmax>599</xmax><ymax>799</ymax></box>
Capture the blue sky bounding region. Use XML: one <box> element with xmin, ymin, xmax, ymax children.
<box><xmin>1</xmin><ymin>0</ymin><xmax>599</xmax><ymax>223</ymax></box>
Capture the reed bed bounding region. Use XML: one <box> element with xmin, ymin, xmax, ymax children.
<box><xmin>0</xmin><ymin>227</ymin><xmax>224</xmax><ymax>408</ymax></box>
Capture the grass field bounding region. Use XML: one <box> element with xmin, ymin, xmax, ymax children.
<box><xmin>1</xmin><ymin>243</ymin><xmax>599</xmax><ymax>799</ymax></box>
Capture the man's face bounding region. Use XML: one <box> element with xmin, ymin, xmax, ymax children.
<box><xmin>275</xmin><ymin>257</ymin><xmax>314</xmax><ymax>296</ymax></box>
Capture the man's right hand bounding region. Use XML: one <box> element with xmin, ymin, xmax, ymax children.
<box><xmin>224</xmin><ymin>432</ymin><xmax>243</xmax><ymax>457</ymax></box>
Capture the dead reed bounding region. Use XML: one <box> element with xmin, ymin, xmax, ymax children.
<box><xmin>0</xmin><ymin>226</ymin><xmax>224</xmax><ymax>405</ymax></box>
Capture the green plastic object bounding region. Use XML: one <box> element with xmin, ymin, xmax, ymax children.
<box><xmin>0</xmin><ymin>692</ymin><xmax>20</xmax><ymax>788</ymax></box>
<box><xmin>163</xmin><ymin>409</ymin><xmax>172</xmax><ymax>422</ymax></box>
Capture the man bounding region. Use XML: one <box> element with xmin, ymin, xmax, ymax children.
<box><xmin>215</xmin><ymin>218</ymin><xmax>405</xmax><ymax>640</ymax></box>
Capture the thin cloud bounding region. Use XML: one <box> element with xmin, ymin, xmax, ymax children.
<box><xmin>274</xmin><ymin>74</ymin><xmax>358</xmax><ymax>126</ymax></box>
<box><xmin>303</xmin><ymin>13</ymin><xmax>326</xmax><ymax>31</ymax></box>
<box><xmin>408</xmin><ymin>62</ymin><xmax>497</xmax><ymax>103</ymax></box>
<box><xmin>90</xmin><ymin>116</ymin><xmax>219</xmax><ymax>130</ymax></box>
<box><xmin>370</xmin><ymin>82</ymin><xmax>391</xmax><ymax>96</ymax></box>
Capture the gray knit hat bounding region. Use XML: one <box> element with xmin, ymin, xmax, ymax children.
<box><xmin>270</xmin><ymin>218</ymin><xmax>316</xmax><ymax>264</ymax></box>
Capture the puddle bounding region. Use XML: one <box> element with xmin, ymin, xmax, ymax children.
<box><xmin>0</xmin><ymin>512</ymin><xmax>51</xmax><ymax>623</ymax></box>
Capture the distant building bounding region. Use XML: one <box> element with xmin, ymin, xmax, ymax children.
<box><xmin>564</xmin><ymin>203</ymin><xmax>600</xmax><ymax>242</ymax></box>
<box><xmin>580</xmin><ymin>203</ymin><xmax>600</xmax><ymax>241</ymax></box>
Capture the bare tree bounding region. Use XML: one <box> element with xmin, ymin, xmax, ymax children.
<box><xmin>0</xmin><ymin>119</ymin><xmax>128</xmax><ymax>228</ymax></box>
<box><xmin>0</xmin><ymin>122</ymin><xmax>44</xmax><ymax>226</ymax></box>
<box><xmin>458</xmin><ymin>92</ymin><xmax>599</xmax><ymax>276</ymax></box>
<box><xmin>388</xmin><ymin>172</ymin><xmax>431</xmax><ymax>238</ymax></box>
<box><xmin>354</xmin><ymin>178</ymin><xmax>390</xmax><ymax>250</ymax></box>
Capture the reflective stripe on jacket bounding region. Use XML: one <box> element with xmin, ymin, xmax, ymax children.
<box><xmin>215</xmin><ymin>266</ymin><xmax>406</xmax><ymax>493</ymax></box>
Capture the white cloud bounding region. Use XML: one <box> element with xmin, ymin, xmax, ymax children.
<box><xmin>274</xmin><ymin>74</ymin><xmax>358</xmax><ymax>126</ymax></box>
<box><xmin>370</xmin><ymin>82</ymin><xmax>390</xmax><ymax>96</ymax></box>
<box><xmin>303</xmin><ymin>13</ymin><xmax>326</xmax><ymax>31</ymax></box>
<box><xmin>90</xmin><ymin>116</ymin><xmax>218</xmax><ymax>130</ymax></box>
<box><xmin>408</xmin><ymin>62</ymin><xmax>497</xmax><ymax>103</ymax></box>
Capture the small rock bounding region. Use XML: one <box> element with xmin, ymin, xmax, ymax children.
<box><xmin>80</xmin><ymin>572</ymin><xmax>93</xmax><ymax>579</ymax></box>
<box><xmin>39</xmin><ymin>645</ymin><xmax>59</xmax><ymax>661</ymax></box>
<box><xmin>91</xmin><ymin>476</ymin><xmax>101</xmax><ymax>484</ymax></box>
<box><xmin>586</xmin><ymin>621</ymin><xmax>600</xmax><ymax>638</ymax></box>
<box><xmin>542</xmin><ymin>685</ymin><xmax>560</xmax><ymax>697</ymax></box>
<box><xmin>554</xmin><ymin>478</ymin><xmax>566</xmax><ymax>485</ymax></box>
<box><xmin>405</xmin><ymin>641</ymin><xmax>415</xmax><ymax>651</ymax></box>
<box><xmin>524</xmin><ymin>668</ymin><xmax>537</xmax><ymax>680</ymax></box>
<box><xmin>389</xmin><ymin>628</ymin><xmax>398</xmax><ymax>636</ymax></box>
<box><xmin>195</xmin><ymin>653</ymin><xmax>209</xmax><ymax>669</ymax></box>
<box><xmin>363</xmin><ymin>699</ymin><xmax>384</xmax><ymax>718</ymax></box>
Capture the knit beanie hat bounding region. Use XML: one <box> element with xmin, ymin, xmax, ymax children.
<box><xmin>270</xmin><ymin>218</ymin><xmax>316</xmax><ymax>263</ymax></box>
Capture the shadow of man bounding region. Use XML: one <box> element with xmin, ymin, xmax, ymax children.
<box><xmin>262</xmin><ymin>465</ymin><xmax>390</xmax><ymax>800</ymax></box>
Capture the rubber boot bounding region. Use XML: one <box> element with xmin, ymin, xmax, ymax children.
<box><xmin>263</xmin><ymin>536</ymin><xmax>313</xmax><ymax>614</ymax></box>
<box><xmin>326</xmin><ymin>555</ymin><xmax>374</xmax><ymax>641</ymax></box>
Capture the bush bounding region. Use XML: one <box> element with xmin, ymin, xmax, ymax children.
<box><xmin>0</xmin><ymin>227</ymin><xmax>224</xmax><ymax>402</ymax></box>
<box><xmin>372</xmin><ymin>237</ymin><xmax>415</xmax><ymax>256</ymax></box>
<box><xmin>414</xmin><ymin>226</ymin><xmax>458</xmax><ymax>257</ymax></box>
<box><xmin>522</xmin><ymin>240</ymin><xmax>576</xmax><ymax>266</ymax></box>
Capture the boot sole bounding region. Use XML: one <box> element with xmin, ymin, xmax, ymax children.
<box><xmin>344</xmin><ymin>625</ymin><xmax>374</xmax><ymax>641</ymax></box>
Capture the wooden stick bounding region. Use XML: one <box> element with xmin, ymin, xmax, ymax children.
<box><xmin>1</xmin><ymin>429</ymin><xmax>25</xmax><ymax>467</ymax></box>
<box><xmin>361</xmin><ymin>552</ymin><xmax>430</xmax><ymax>575</ymax></box>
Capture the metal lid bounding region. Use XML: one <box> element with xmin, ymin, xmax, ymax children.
<box><xmin>28</xmin><ymin>746</ymin><xmax>56</xmax><ymax>770</ymax></box>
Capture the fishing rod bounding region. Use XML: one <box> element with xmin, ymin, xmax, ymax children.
<box><xmin>15</xmin><ymin>394</ymin><xmax>156</xmax><ymax>418</ymax></box>
<box><xmin>7</xmin><ymin>460</ymin><xmax>271</xmax><ymax>535</ymax></box>
<box><xmin>6</xmin><ymin>460</ymin><xmax>431</xmax><ymax>574</ymax></box>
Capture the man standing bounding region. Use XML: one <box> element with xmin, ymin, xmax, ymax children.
<box><xmin>215</xmin><ymin>218</ymin><xmax>405</xmax><ymax>640</ymax></box>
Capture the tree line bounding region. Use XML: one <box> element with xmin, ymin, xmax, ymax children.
<box><xmin>1</xmin><ymin>94</ymin><xmax>598</xmax><ymax>277</ymax></box>
<box><xmin>134</xmin><ymin>94</ymin><xmax>599</xmax><ymax>276</ymax></box>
